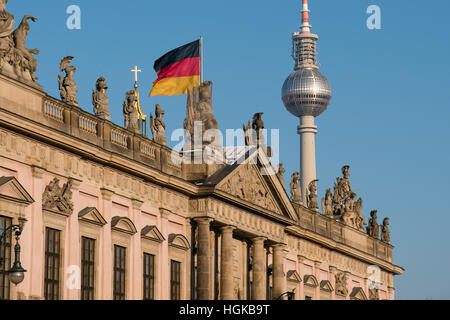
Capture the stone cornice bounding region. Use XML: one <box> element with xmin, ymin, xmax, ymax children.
<box><xmin>285</xmin><ymin>225</ymin><xmax>403</xmax><ymax>275</ymax></box>
<box><xmin>0</xmin><ymin>107</ymin><xmax>200</xmax><ymax>197</ymax></box>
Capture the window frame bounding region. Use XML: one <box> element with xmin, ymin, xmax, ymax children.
<box><xmin>44</xmin><ymin>227</ymin><xmax>61</xmax><ymax>300</ymax></box>
<box><xmin>81</xmin><ymin>236</ymin><xmax>96</xmax><ymax>300</ymax></box>
<box><xmin>143</xmin><ymin>253</ymin><xmax>155</xmax><ymax>300</ymax></box>
<box><xmin>170</xmin><ymin>260</ymin><xmax>181</xmax><ymax>300</ymax></box>
<box><xmin>113</xmin><ymin>245</ymin><xmax>126</xmax><ymax>300</ymax></box>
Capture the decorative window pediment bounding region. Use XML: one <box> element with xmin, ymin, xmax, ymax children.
<box><xmin>111</xmin><ymin>216</ymin><xmax>137</xmax><ymax>235</ymax></box>
<box><xmin>168</xmin><ymin>234</ymin><xmax>190</xmax><ymax>251</ymax></box>
<box><xmin>350</xmin><ymin>287</ymin><xmax>368</xmax><ymax>300</ymax></box>
<box><xmin>303</xmin><ymin>275</ymin><xmax>319</xmax><ymax>288</ymax></box>
<box><xmin>286</xmin><ymin>270</ymin><xmax>302</xmax><ymax>283</ymax></box>
<box><xmin>141</xmin><ymin>225</ymin><xmax>165</xmax><ymax>243</ymax></box>
<box><xmin>0</xmin><ymin>176</ymin><xmax>34</xmax><ymax>205</ymax></box>
<box><xmin>320</xmin><ymin>280</ymin><xmax>334</xmax><ymax>292</ymax></box>
<box><xmin>78</xmin><ymin>207</ymin><xmax>107</xmax><ymax>226</ymax></box>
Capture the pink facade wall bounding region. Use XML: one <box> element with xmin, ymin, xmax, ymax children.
<box><xmin>0</xmin><ymin>155</ymin><xmax>190</xmax><ymax>300</ymax></box>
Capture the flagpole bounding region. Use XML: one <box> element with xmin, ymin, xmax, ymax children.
<box><xmin>200</xmin><ymin>36</ymin><xmax>203</xmax><ymax>85</ymax></box>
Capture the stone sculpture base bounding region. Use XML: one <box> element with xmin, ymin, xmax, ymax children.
<box><xmin>0</xmin><ymin>61</ymin><xmax>43</xmax><ymax>91</ymax></box>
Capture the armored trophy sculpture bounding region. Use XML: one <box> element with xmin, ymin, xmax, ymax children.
<box><xmin>58</xmin><ymin>56</ymin><xmax>78</xmax><ymax>107</ymax></box>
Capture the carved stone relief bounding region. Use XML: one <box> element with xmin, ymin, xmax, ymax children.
<box><xmin>219</xmin><ymin>165</ymin><xmax>278</xmax><ymax>212</ymax></box>
<box><xmin>42</xmin><ymin>178</ymin><xmax>74</xmax><ymax>216</ymax></box>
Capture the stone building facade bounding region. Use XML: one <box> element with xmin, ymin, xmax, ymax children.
<box><xmin>0</xmin><ymin>72</ymin><xmax>403</xmax><ymax>300</ymax></box>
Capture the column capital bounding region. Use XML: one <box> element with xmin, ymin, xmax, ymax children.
<box><xmin>194</xmin><ymin>217</ymin><xmax>214</xmax><ymax>225</ymax></box>
<box><xmin>31</xmin><ymin>165</ymin><xmax>46</xmax><ymax>178</ymax></box>
<box><xmin>251</xmin><ymin>236</ymin><xmax>267</xmax><ymax>244</ymax></box>
<box><xmin>220</xmin><ymin>225</ymin><xmax>236</xmax><ymax>233</ymax></box>
<box><xmin>329</xmin><ymin>266</ymin><xmax>337</xmax><ymax>273</ymax></box>
<box><xmin>159</xmin><ymin>208</ymin><xmax>172</xmax><ymax>219</ymax></box>
<box><xmin>272</xmin><ymin>243</ymin><xmax>287</xmax><ymax>251</ymax></box>
<box><xmin>68</xmin><ymin>177</ymin><xmax>82</xmax><ymax>190</ymax></box>
<box><xmin>131</xmin><ymin>199</ymin><xmax>143</xmax><ymax>210</ymax></box>
<box><xmin>297</xmin><ymin>255</ymin><xmax>306</xmax><ymax>263</ymax></box>
<box><xmin>100</xmin><ymin>188</ymin><xmax>115</xmax><ymax>200</ymax></box>
<box><xmin>314</xmin><ymin>260</ymin><xmax>322</xmax><ymax>268</ymax></box>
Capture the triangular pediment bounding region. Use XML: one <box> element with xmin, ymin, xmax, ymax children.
<box><xmin>141</xmin><ymin>225</ymin><xmax>165</xmax><ymax>243</ymax></box>
<box><xmin>0</xmin><ymin>176</ymin><xmax>34</xmax><ymax>205</ymax></box>
<box><xmin>320</xmin><ymin>280</ymin><xmax>334</xmax><ymax>292</ymax></box>
<box><xmin>78</xmin><ymin>207</ymin><xmax>107</xmax><ymax>226</ymax></box>
<box><xmin>350</xmin><ymin>287</ymin><xmax>368</xmax><ymax>300</ymax></box>
<box><xmin>304</xmin><ymin>275</ymin><xmax>319</xmax><ymax>288</ymax></box>
<box><xmin>111</xmin><ymin>216</ymin><xmax>137</xmax><ymax>235</ymax></box>
<box><xmin>211</xmin><ymin>148</ymin><xmax>297</xmax><ymax>221</ymax></box>
<box><xmin>286</xmin><ymin>270</ymin><xmax>302</xmax><ymax>283</ymax></box>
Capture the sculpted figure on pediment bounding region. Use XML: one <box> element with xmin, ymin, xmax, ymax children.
<box><xmin>221</xmin><ymin>166</ymin><xmax>277</xmax><ymax>211</ymax></box>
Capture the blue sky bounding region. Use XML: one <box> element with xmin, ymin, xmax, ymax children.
<box><xmin>9</xmin><ymin>0</ymin><xmax>450</xmax><ymax>299</ymax></box>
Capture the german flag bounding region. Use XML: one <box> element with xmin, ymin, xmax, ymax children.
<box><xmin>150</xmin><ymin>40</ymin><xmax>200</xmax><ymax>96</ymax></box>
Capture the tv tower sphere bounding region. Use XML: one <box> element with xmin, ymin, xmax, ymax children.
<box><xmin>282</xmin><ymin>67</ymin><xmax>332</xmax><ymax>118</ymax></box>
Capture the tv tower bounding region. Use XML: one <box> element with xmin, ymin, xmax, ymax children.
<box><xmin>282</xmin><ymin>0</ymin><xmax>332</xmax><ymax>204</ymax></box>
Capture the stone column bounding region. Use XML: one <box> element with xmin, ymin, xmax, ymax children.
<box><xmin>272</xmin><ymin>244</ymin><xmax>286</xmax><ymax>300</ymax></box>
<box><xmin>195</xmin><ymin>218</ymin><xmax>213</xmax><ymax>300</ymax></box>
<box><xmin>100</xmin><ymin>188</ymin><xmax>114</xmax><ymax>300</ymax></box>
<box><xmin>329</xmin><ymin>266</ymin><xmax>337</xmax><ymax>300</ymax></box>
<box><xmin>160</xmin><ymin>208</ymin><xmax>171</xmax><ymax>300</ymax></box>
<box><xmin>131</xmin><ymin>199</ymin><xmax>143</xmax><ymax>300</ymax></box>
<box><xmin>67</xmin><ymin>178</ymin><xmax>81</xmax><ymax>300</ymax></box>
<box><xmin>251</xmin><ymin>237</ymin><xmax>266</xmax><ymax>300</ymax></box>
<box><xmin>220</xmin><ymin>226</ymin><xmax>235</xmax><ymax>300</ymax></box>
<box><xmin>29</xmin><ymin>166</ymin><xmax>45</xmax><ymax>300</ymax></box>
<box><xmin>314</xmin><ymin>261</ymin><xmax>322</xmax><ymax>299</ymax></box>
<box><xmin>297</xmin><ymin>255</ymin><xmax>306</xmax><ymax>300</ymax></box>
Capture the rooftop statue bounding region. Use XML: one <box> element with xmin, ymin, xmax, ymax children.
<box><xmin>367</xmin><ymin>210</ymin><xmax>380</xmax><ymax>239</ymax></box>
<box><xmin>243</xmin><ymin>120</ymin><xmax>253</xmax><ymax>146</ymax></box>
<box><xmin>0</xmin><ymin>0</ymin><xmax>14</xmax><ymax>38</ymax></box>
<box><xmin>150</xmin><ymin>104</ymin><xmax>167</xmax><ymax>146</ymax></box>
<box><xmin>252</xmin><ymin>112</ymin><xmax>265</xmax><ymax>145</ymax></box>
<box><xmin>58</xmin><ymin>56</ymin><xmax>78</xmax><ymax>107</ymax></box>
<box><xmin>307</xmin><ymin>179</ymin><xmax>319</xmax><ymax>211</ymax></box>
<box><xmin>92</xmin><ymin>77</ymin><xmax>110</xmax><ymax>120</ymax></box>
<box><xmin>276</xmin><ymin>163</ymin><xmax>286</xmax><ymax>187</ymax></box>
<box><xmin>0</xmin><ymin>0</ymin><xmax>41</xmax><ymax>88</ymax></box>
<box><xmin>290</xmin><ymin>172</ymin><xmax>302</xmax><ymax>204</ymax></box>
<box><xmin>381</xmin><ymin>217</ymin><xmax>391</xmax><ymax>244</ymax></box>
<box><xmin>321</xmin><ymin>189</ymin><xmax>334</xmax><ymax>217</ymax></box>
<box><xmin>322</xmin><ymin>165</ymin><xmax>369</xmax><ymax>231</ymax></box>
<box><xmin>184</xmin><ymin>81</ymin><xmax>220</xmax><ymax>148</ymax></box>
<box><xmin>123</xmin><ymin>90</ymin><xmax>139</xmax><ymax>134</ymax></box>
